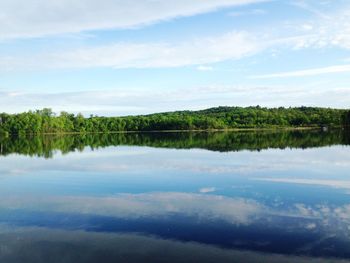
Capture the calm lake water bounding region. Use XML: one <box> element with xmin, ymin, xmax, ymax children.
<box><xmin>0</xmin><ymin>130</ymin><xmax>350</xmax><ymax>263</ymax></box>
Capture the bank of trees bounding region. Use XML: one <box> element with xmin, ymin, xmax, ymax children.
<box><xmin>0</xmin><ymin>106</ymin><xmax>348</xmax><ymax>135</ymax></box>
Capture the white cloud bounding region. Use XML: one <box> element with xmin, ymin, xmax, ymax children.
<box><xmin>0</xmin><ymin>1</ymin><xmax>349</xmax><ymax>75</ymax></box>
<box><xmin>0</xmin><ymin>0</ymin><xmax>267</xmax><ymax>39</ymax></box>
<box><xmin>1</xmin><ymin>4</ymin><xmax>349</xmax><ymax>72</ymax></box>
<box><xmin>0</xmin><ymin>31</ymin><xmax>263</xmax><ymax>71</ymax></box>
<box><xmin>289</xmin><ymin>5</ymin><xmax>350</xmax><ymax>50</ymax></box>
<box><xmin>251</xmin><ymin>64</ymin><xmax>350</xmax><ymax>79</ymax></box>
<box><xmin>290</xmin><ymin>1</ymin><xmax>331</xmax><ymax>20</ymax></box>
<box><xmin>197</xmin><ymin>65</ymin><xmax>214</xmax><ymax>71</ymax></box>
<box><xmin>228</xmin><ymin>8</ymin><xmax>266</xmax><ymax>17</ymax></box>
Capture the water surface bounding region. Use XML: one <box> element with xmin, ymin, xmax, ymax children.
<box><xmin>0</xmin><ymin>130</ymin><xmax>349</xmax><ymax>263</ymax></box>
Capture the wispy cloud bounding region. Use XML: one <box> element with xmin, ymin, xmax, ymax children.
<box><xmin>197</xmin><ymin>65</ymin><xmax>214</xmax><ymax>71</ymax></box>
<box><xmin>228</xmin><ymin>8</ymin><xmax>266</xmax><ymax>17</ymax></box>
<box><xmin>290</xmin><ymin>1</ymin><xmax>331</xmax><ymax>20</ymax></box>
<box><xmin>251</xmin><ymin>64</ymin><xmax>350</xmax><ymax>79</ymax></box>
<box><xmin>1</xmin><ymin>3</ymin><xmax>350</xmax><ymax>72</ymax></box>
<box><xmin>288</xmin><ymin>5</ymin><xmax>350</xmax><ymax>50</ymax></box>
<box><xmin>1</xmin><ymin>83</ymin><xmax>349</xmax><ymax>115</ymax></box>
<box><xmin>0</xmin><ymin>0</ymin><xmax>267</xmax><ymax>39</ymax></box>
<box><xmin>0</xmin><ymin>31</ymin><xmax>265</xmax><ymax>71</ymax></box>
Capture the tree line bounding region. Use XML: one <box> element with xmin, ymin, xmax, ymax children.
<box><xmin>0</xmin><ymin>106</ymin><xmax>349</xmax><ymax>135</ymax></box>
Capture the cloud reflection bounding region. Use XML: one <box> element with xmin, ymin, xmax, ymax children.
<box><xmin>1</xmin><ymin>192</ymin><xmax>350</xmax><ymax>259</ymax></box>
<box><xmin>0</xmin><ymin>193</ymin><xmax>263</xmax><ymax>225</ymax></box>
<box><xmin>1</xmin><ymin>192</ymin><xmax>350</xmax><ymax>233</ymax></box>
<box><xmin>255</xmin><ymin>178</ymin><xmax>350</xmax><ymax>190</ymax></box>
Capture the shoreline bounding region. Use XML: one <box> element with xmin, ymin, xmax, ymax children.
<box><xmin>1</xmin><ymin>126</ymin><xmax>337</xmax><ymax>137</ymax></box>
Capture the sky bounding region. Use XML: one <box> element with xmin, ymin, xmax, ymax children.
<box><xmin>0</xmin><ymin>0</ymin><xmax>349</xmax><ymax>116</ymax></box>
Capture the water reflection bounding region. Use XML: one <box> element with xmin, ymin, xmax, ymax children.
<box><xmin>0</xmin><ymin>192</ymin><xmax>350</xmax><ymax>259</ymax></box>
<box><xmin>0</xmin><ymin>129</ymin><xmax>349</xmax><ymax>158</ymax></box>
<box><xmin>2</xmin><ymin>228</ymin><xmax>349</xmax><ymax>263</ymax></box>
<box><xmin>0</xmin><ymin>130</ymin><xmax>349</xmax><ymax>262</ymax></box>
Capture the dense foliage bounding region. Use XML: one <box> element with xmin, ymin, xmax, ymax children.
<box><xmin>0</xmin><ymin>130</ymin><xmax>348</xmax><ymax>158</ymax></box>
<box><xmin>0</xmin><ymin>106</ymin><xmax>349</xmax><ymax>135</ymax></box>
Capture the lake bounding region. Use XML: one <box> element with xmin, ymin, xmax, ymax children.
<box><xmin>0</xmin><ymin>129</ymin><xmax>350</xmax><ymax>263</ymax></box>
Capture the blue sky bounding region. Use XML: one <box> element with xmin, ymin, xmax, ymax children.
<box><xmin>0</xmin><ymin>0</ymin><xmax>349</xmax><ymax>116</ymax></box>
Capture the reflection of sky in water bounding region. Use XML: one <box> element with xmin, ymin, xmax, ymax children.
<box><xmin>2</xmin><ymin>228</ymin><xmax>349</xmax><ymax>263</ymax></box>
<box><xmin>0</xmin><ymin>144</ymin><xmax>350</xmax><ymax>261</ymax></box>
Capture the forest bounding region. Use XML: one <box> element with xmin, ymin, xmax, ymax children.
<box><xmin>0</xmin><ymin>106</ymin><xmax>349</xmax><ymax>135</ymax></box>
